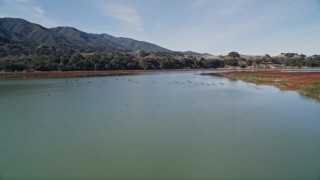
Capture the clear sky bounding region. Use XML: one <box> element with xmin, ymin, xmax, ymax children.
<box><xmin>0</xmin><ymin>0</ymin><xmax>319</xmax><ymax>55</ymax></box>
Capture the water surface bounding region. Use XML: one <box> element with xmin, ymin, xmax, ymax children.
<box><xmin>1</xmin><ymin>71</ymin><xmax>320</xmax><ymax>179</ymax></box>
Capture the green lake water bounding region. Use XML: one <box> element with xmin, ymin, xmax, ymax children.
<box><xmin>1</xmin><ymin>71</ymin><xmax>320</xmax><ymax>179</ymax></box>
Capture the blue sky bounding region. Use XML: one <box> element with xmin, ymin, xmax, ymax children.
<box><xmin>0</xmin><ymin>0</ymin><xmax>319</xmax><ymax>55</ymax></box>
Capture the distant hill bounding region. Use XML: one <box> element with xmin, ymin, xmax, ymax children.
<box><xmin>0</xmin><ymin>17</ymin><xmax>171</xmax><ymax>52</ymax></box>
<box><xmin>180</xmin><ymin>51</ymin><xmax>212</xmax><ymax>56</ymax></box>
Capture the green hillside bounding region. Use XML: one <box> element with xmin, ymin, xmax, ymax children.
<box><xmin>0</xmin><ymin>17</ymin><xmax>170</xmax><ymax>52</ymax></box>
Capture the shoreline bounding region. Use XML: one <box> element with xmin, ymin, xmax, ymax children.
<box><xmin>0</xmin><ymin>68</ymin><xmax>289</xmax><ymax>78</ymax></box>
<box><xmin>0</xmin><ymin>68</ymin><xmax>266</xmax><ymax>78</ymax></box>
<box><xmin>219</xmin><ymin>71</ymin><xmax>320</xmax><ymax>99</ymax></box>
<box><xmin>0</xmin><ymin>69</ymin><xmax>210</xmax><ymax>77</ymax></box>
<box><xmin>1</xmin><ymin>66</ymin><xmax>319</xmax><ymax>78</ymax></box>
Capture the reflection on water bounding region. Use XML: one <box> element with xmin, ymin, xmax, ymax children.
<box><xmin>0</xmin><ymin>70</ymin><xmax>320</xmax><ymax>179</ymax></box>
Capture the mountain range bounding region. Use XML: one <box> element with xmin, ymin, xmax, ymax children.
<box><xmin>0</xmin><ymin>17</ymin><xmax>171</xmax><ymax>52</ymax></box>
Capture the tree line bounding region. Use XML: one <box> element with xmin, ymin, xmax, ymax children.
<box><xmin>0</xmin><ymin>44</ymin><xmax>320</xmax><ymax>72</ymax></box>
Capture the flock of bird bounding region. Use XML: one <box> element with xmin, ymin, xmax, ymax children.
<box><xmin>111</xmin><ymin>77</ymin><xmax>261</xmax><ymax>89</ymax></box>
<box><xmin>109</xmin><ymin>77</ymin><xmax>235</xmax><ymax>87</ymax></box>
<box><xmin>115</xmin><ymin>78</ymin><xmax>140</xmax><ymax>84</ymax></box>
<box><xmin>59</xmin><ymin>75</ymin><xmax>264</xmax><ymax>91</ymax></box>
<box><xmin>60</xmin><ymin>77</ymin><xmax>262</xmax><ymax>89</ymax></box>
<box><xmin>51</xmin><ymin>76</ymin><xmax>260</xmax><ymax>105</ymax></box>
<box><xmin>166</xmin><ymin>79</ymin><xmax>226</xmax><ymax>86</ymax></box>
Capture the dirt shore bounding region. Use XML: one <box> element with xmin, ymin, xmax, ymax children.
<box><xmin>0</xmin><ymin>68</ymin><xmax>281</xmax><ymax>78</ymax></box>
<box><xmin>0</xmin><ymin>69</ymin><xmax>215</xmax><ymax>77</ymax></box>
<box><xmin>220</xmin><ymin>71</ymin><xmax>320</xmax><ymax>99</ymax></box>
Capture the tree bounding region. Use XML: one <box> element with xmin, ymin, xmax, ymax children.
<box><xmin>139</xmin><ymin>59</ymin><xmax>159</xmax><ymax>70</ymax></box>
<box><xmin>202</xmin><ymin>59</ymin><xmax>222</xmax><ymax>68</ymax></box>
<box><xmin>228</xmin><ymin>51</ymin><xmax>240</xmax><ymax>58</ymax></box>
<box><xmin>282</xmin><ymin>53</ymin><xmax>298</xmax><ymax>58</ymax></box>
<box><xmin>224</xmin><ymin>57</ymin><xmax>239</xmax><ymax>66</ymax></box>
<box><xmin>139</xmin><ymin>50</ymin><xmax>150</xmax><ymax>57</ymax></box>
<box><xmin>246</xmin><ymin>59</ymin><xmax>253</xmax><ymax>66</ymax></box>
<box><xmin>240</xmin><ymin>64</ymin><xmax>247</xmax><ymax>68</ymax></box>
<box><xmin>160</xmin><ymin>58</ymin><xmax>181</xmax><ymax>69</ymax></box>
<box><xmin>68</xmin><ymin>53</ymin><xmax>85</xmax><ymax>70</ymax></box>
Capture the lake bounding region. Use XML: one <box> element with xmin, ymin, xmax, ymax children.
<box><xmin>1</xmin><ymin>70</ymin><xmax>320</xmax><ymax>179</ymax></box>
